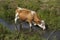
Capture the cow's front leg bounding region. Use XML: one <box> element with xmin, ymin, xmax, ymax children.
<box><xmin>29</xmin><ymin>22</ymin><xmax>32</xmax><ymax>32</ymax></box>
<box><xmin>27</xmin><ymin>20</ymin><xmax>32</xmax><ymax>32</ymax></box>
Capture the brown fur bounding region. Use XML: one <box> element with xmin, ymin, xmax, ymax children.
<box><xmin>33</xmin><ymin>13</ymin><xmax>41</xmax><ymax>24</ymax></box>
<box><xmin>15</xmin><ymin>7</ymin><xmax>41</xmax><ymax>25</ymax></box>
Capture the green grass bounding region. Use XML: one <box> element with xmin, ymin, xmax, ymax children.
<box><xmin>0</xmin><ymin>0</ymin><xmax>60</xmax><ymax>40</ymax></box>
<box><xmin>0</xmin><ymin>0</ymin><xmax>60</xmax><ymax>30</ymax></box>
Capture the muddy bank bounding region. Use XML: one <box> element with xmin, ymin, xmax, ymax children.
<box><xmin>0</xmin><ymin>18</ymin><xmax>60</xmax><ymax>40</ymax></box>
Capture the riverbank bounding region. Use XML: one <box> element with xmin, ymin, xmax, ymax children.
<box><xmin>0</xmin><ymin>18</ymin><xmax>60</xmax><ymax>40</ymax></box>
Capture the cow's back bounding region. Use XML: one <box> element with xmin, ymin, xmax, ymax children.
<box><xmin>18</xmin><ymin>10</ymin><xmax>33</xmax><ymax>21</ymax></box>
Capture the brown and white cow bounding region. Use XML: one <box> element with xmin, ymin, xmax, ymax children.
<box><xmin>14</xmin><ymin>7</ymin><xmax>46</xmax><ymax>30</ymax></box>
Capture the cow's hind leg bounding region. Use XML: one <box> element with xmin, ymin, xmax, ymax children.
<box><xmin>14</xmin><ymin>13</ymin><xmax>19</xmax><ymax>31</ymax></box>
<box><xmin>15</xmin><ymin>13</ymin><xmax>19</xmax><ymax>23</ymax></box>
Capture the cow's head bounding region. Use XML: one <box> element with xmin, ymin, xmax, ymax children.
<box><xmin>38</xmin><ymin>20</ymin><xmax>46</xmax><ymax>30</ymax></box>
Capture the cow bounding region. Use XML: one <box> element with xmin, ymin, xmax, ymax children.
<box><xmin>14</xmin><ymin>7</ymin><xmax>46</xmax><ymax>31</ymax></box>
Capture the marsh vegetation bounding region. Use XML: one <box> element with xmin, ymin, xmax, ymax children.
<box><xmin>0</xmin><ymin>0</ymin><xmax>60</xmax><ymax>40</ymax></box>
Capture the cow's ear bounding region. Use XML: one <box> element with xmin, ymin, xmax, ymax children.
<box><xmin>41</xmin><ymin>20</ymin><xmax>45</xmax><ymax>23</ymax></box>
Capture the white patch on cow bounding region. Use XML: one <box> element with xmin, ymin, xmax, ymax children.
<box><xmin>29</xmin><ymin>23</ymin><xmax>32</xmax><ymax>28</ymax></box>
<box><xmin>17</xmin><ymin>7</ymin><xmax>26</xmax><ymax>10</ymax></box>
<box><xmin>18</xmin><ymin>7</ymin><xmax>22</xmax><ymax>10</ymax></box>
<box><xmin>17</xmin><ymin>7</ymin><xmax>25</xmax><ymax>10</ymax></box>
<box><xmin>41</xmin><ymin>20</ymin><xmax>45</xmax><ymax>23</ymax></box>
<box><xmin>38</xmin><ymin>20</ymin><xmax>46</xmax><ymax>30</ymax></box>
<box><xmin>15</xmin><ymin>13</ymin><xmax>19</xmax><ymax>23</ymax></box>
<box><xmin>38</xmin><ymin>24</ymin><xmax>45</xmax><ymax>30</ymax></box>
<box><xmin>31</xmin><ymin>11</ymin><xmax>35</xmax><ymax>15</ymax></box>
<box><xmin>15</xmin><ymin>13</ymin><xmax>19</xmax><ymax>17</ymax></box>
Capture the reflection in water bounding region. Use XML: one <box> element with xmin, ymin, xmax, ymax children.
<box><xmin>0</xmin><ymin>18</ymin><xmax>60</xmax><ymax>40</ymax></box>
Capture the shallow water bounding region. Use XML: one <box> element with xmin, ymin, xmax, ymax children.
<box><xmin>0</xmin><ymin>18</ymin><xmax>60</xmax><ymax>40</ymax></box>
